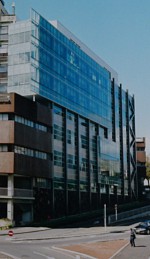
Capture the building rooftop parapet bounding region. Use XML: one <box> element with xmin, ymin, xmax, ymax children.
<box><xmin>136</xmin><ymin>137</ymin><xmax>145</xmax><ymax>143</ymax></box>
<box><xmin>0</xmin><ymin>15</ymin><xmax>16</xmax><ymax>23</ymax></box>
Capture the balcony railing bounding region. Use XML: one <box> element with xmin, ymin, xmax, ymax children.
<box><xmin>0</xmin><ymin>188</ymin><xmax>34</xmax><ymax>199</ymax></box>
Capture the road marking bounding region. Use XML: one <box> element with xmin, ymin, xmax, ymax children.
<box><xmin>52</xmin><ymin>246</ymin><xmax>97</xmax><ymax>259</ymax></box>
<box><xmin>0</xmin><ymin>251</ymin><xmax>20</xmax><ymax>259</ymax></box>
<box><xmin>45</xmin><ymin>247</ymin><xmax>75</xmax><ymax>258</ymax></box>
<box><xmin>34</xmin><ymin>251</ymin><xmax>55</xmax><ymax>258</ymax></box>
<box><xmin>109</xmin><ymin>242</ymin><xmax>129</xmax><ymax>259</ymax></box>
<box><xmin>11</xmin><ymin>240</ymin><xmax>32</xmax><ymax>243</ymax></box>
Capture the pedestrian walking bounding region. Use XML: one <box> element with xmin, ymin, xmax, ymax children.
<box><xmin>130</xmin><ymin>228</ymin><xmax>136</xmax><ymax>247</ymax></box>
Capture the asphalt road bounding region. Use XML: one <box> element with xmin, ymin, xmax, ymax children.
<box><xmin>114</xmin><ymin>234</ymin><xmax>150</xmax><ymax>259</ymax></box>
<box><xmin>0</xmin><ymin>220</ymin><xmax>150</xmax><ymax>259</ymax></box>
<box><xmin>0</xmin><ymin>226</ymin><xmax>128</xmax><ymax>259</ymax></box>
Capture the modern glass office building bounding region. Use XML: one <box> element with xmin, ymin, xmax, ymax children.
<box><xmin>0</xmin><ymin>6</ymin><xmax>137</xmax><ymax>224</ymax></box>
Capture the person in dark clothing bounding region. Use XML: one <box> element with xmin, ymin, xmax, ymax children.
<box><xmin>130</xmin><ymin>228</ymin><xmax>136</xmax><ymax>247</ymax></box>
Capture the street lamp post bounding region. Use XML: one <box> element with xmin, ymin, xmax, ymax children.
<box><xmin>104</xmin><ymin>203</ymin><xmax>106</xmax><ymax>230</ymax></box>
<box><xmin>115</xmin><ymin>204</ymin><xmax>118</xmax><ymax>221</ymax></box>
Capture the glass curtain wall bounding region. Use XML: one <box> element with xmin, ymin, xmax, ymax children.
<box><xmin>79</xmin><ymin>117</ymin><xmax>89</xmax><ymax>211</ymax></box>
<box><xmin>114</xmin><ymin>84</ymin><xmax>121</xmax><ymax>196</ymax></box>
<box><xmin>67</xmin><ymin>111</ymin><xmax>77</xmax><ymax>190</ymax></box>
<box><xmin>122</xmin><ymin>91</ymin><xmax>128</xmax><ymax>196</ymax></box>
<box><xmin>29</xmin><ymin>9</ymin><xmax>112</xmax><ymax>128</ymax></box>
<box><xmin>66</xmin><ymin>111</ymin><xmax>79</xmax><ymax>214</ymax></box>
<box><xmin>53</xmin><ymin>104</ymin><xmax>65</xmax><ymax>217</ymax></box>
<box><xmin>90</xmin><ymin>122</ymin><xmax>98</xmax><ymax>209</ymax></box>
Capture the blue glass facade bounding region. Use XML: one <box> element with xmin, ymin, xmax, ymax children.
<box><xmin>30</xmin><ymin>10</ymin><xmax>112</xmax><ymax>127</ymax></box>
<box><xmin>7</xmin><ymin>8</ymin><xmax>137</xmax><ymax>218</ymax></box>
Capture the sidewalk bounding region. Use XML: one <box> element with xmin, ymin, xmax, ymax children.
<box><xmin>0</xmin><ymin>224</ymin><xmax>132</xmax><ymax>239</ymax></box>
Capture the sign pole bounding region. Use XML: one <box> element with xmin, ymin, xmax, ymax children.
<box><xmin>115</xmin><ymin>204</ymin><xmax>118</xmax><ymax>221</ymax></box>
<box><xmin>104</xmin><ymin>203</ymin><xmax>106</xmax><ymax>230</ymax></box>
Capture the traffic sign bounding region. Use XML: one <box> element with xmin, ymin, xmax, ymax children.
<box><xmin>8</xmin><ymin>230</ymin><xmax>14</xmax><ymax>236</ymax></box>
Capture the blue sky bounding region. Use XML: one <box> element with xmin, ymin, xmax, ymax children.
<box><xmin>5</xmin><ymin>0</ymin><xmax>150</xmax><ymax>153</ymax></box>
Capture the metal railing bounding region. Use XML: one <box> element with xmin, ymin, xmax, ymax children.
<box><xmin>108</xmin><ymin>205</ymin><xmax>150</xmax><ymax>224</ymax></box>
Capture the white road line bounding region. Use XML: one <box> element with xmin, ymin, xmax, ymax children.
<box><xmin>34</xmin><ymin>251</ymin><xmax>55</xmax><ymax>258</ymax></box>
<box><xmin>109</xmin><ymin>242</ymin><xmax>129</xmax><ymax>259</ymax></box>
<box><xmin>0</xmin><ymin>251</ymin><xmax>20</xmax><ymax>259</ymax></box>
<box><xmin>52</xmin><ymin>246</ymin><xmax>97</xmax><ymax>259</ymax></box>
<box><xmin>44</xmin><ymin>247</ymin><xmax>75</xmax><ymax>258</ymax></box>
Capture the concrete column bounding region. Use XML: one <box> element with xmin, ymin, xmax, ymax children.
<box><xmin>7</xmin><ymin>200</ymin><xmax>13</xmax><ymax>221</ymax></box>
<box><xmin>7</xmin><ymin>175</ymin><xmax>14</xmax><ymax>221</ymax></box>
<box><xmin>8</xmin><ymin>174</ymin><xmax>14</xmax><ymax>196</ymax></box>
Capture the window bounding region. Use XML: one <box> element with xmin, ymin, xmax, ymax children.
<box><xmin>100</xmin><ymin>126</ymin><xmax>108</xmax><ymax>139</ymax></box>
<box><xmin>0</xmin><ymin>114</ymin><xmax>8</xmax><ymax>120</ymax></box>
<box><xmin>14</xmin><ymin>146</ymin><xmax>47</xmax><ymax>159</ymax></box>
<box><xmin>34</xmin><ymin>178</ymin><xmax>51</xmax><ymax>188</ymax></box>
<box><xmin>54</xmin><ymin>150</ymin><xmax>64</xmax><ymax>166</ymax></box>
<box><xmin>15</xmin><ymin>115</ymin><xmax>47</xmax><ymax>132</ymax></box>
<box><xmin>0</xmin><ymin>145</ymin><xmax>8</xmax><ymax>151</ymax></box>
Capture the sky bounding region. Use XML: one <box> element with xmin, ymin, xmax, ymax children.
<box><xmin>5</xmin><ymin>0</ymin><xmax>150</xmax><ymax>154</ymax></box>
